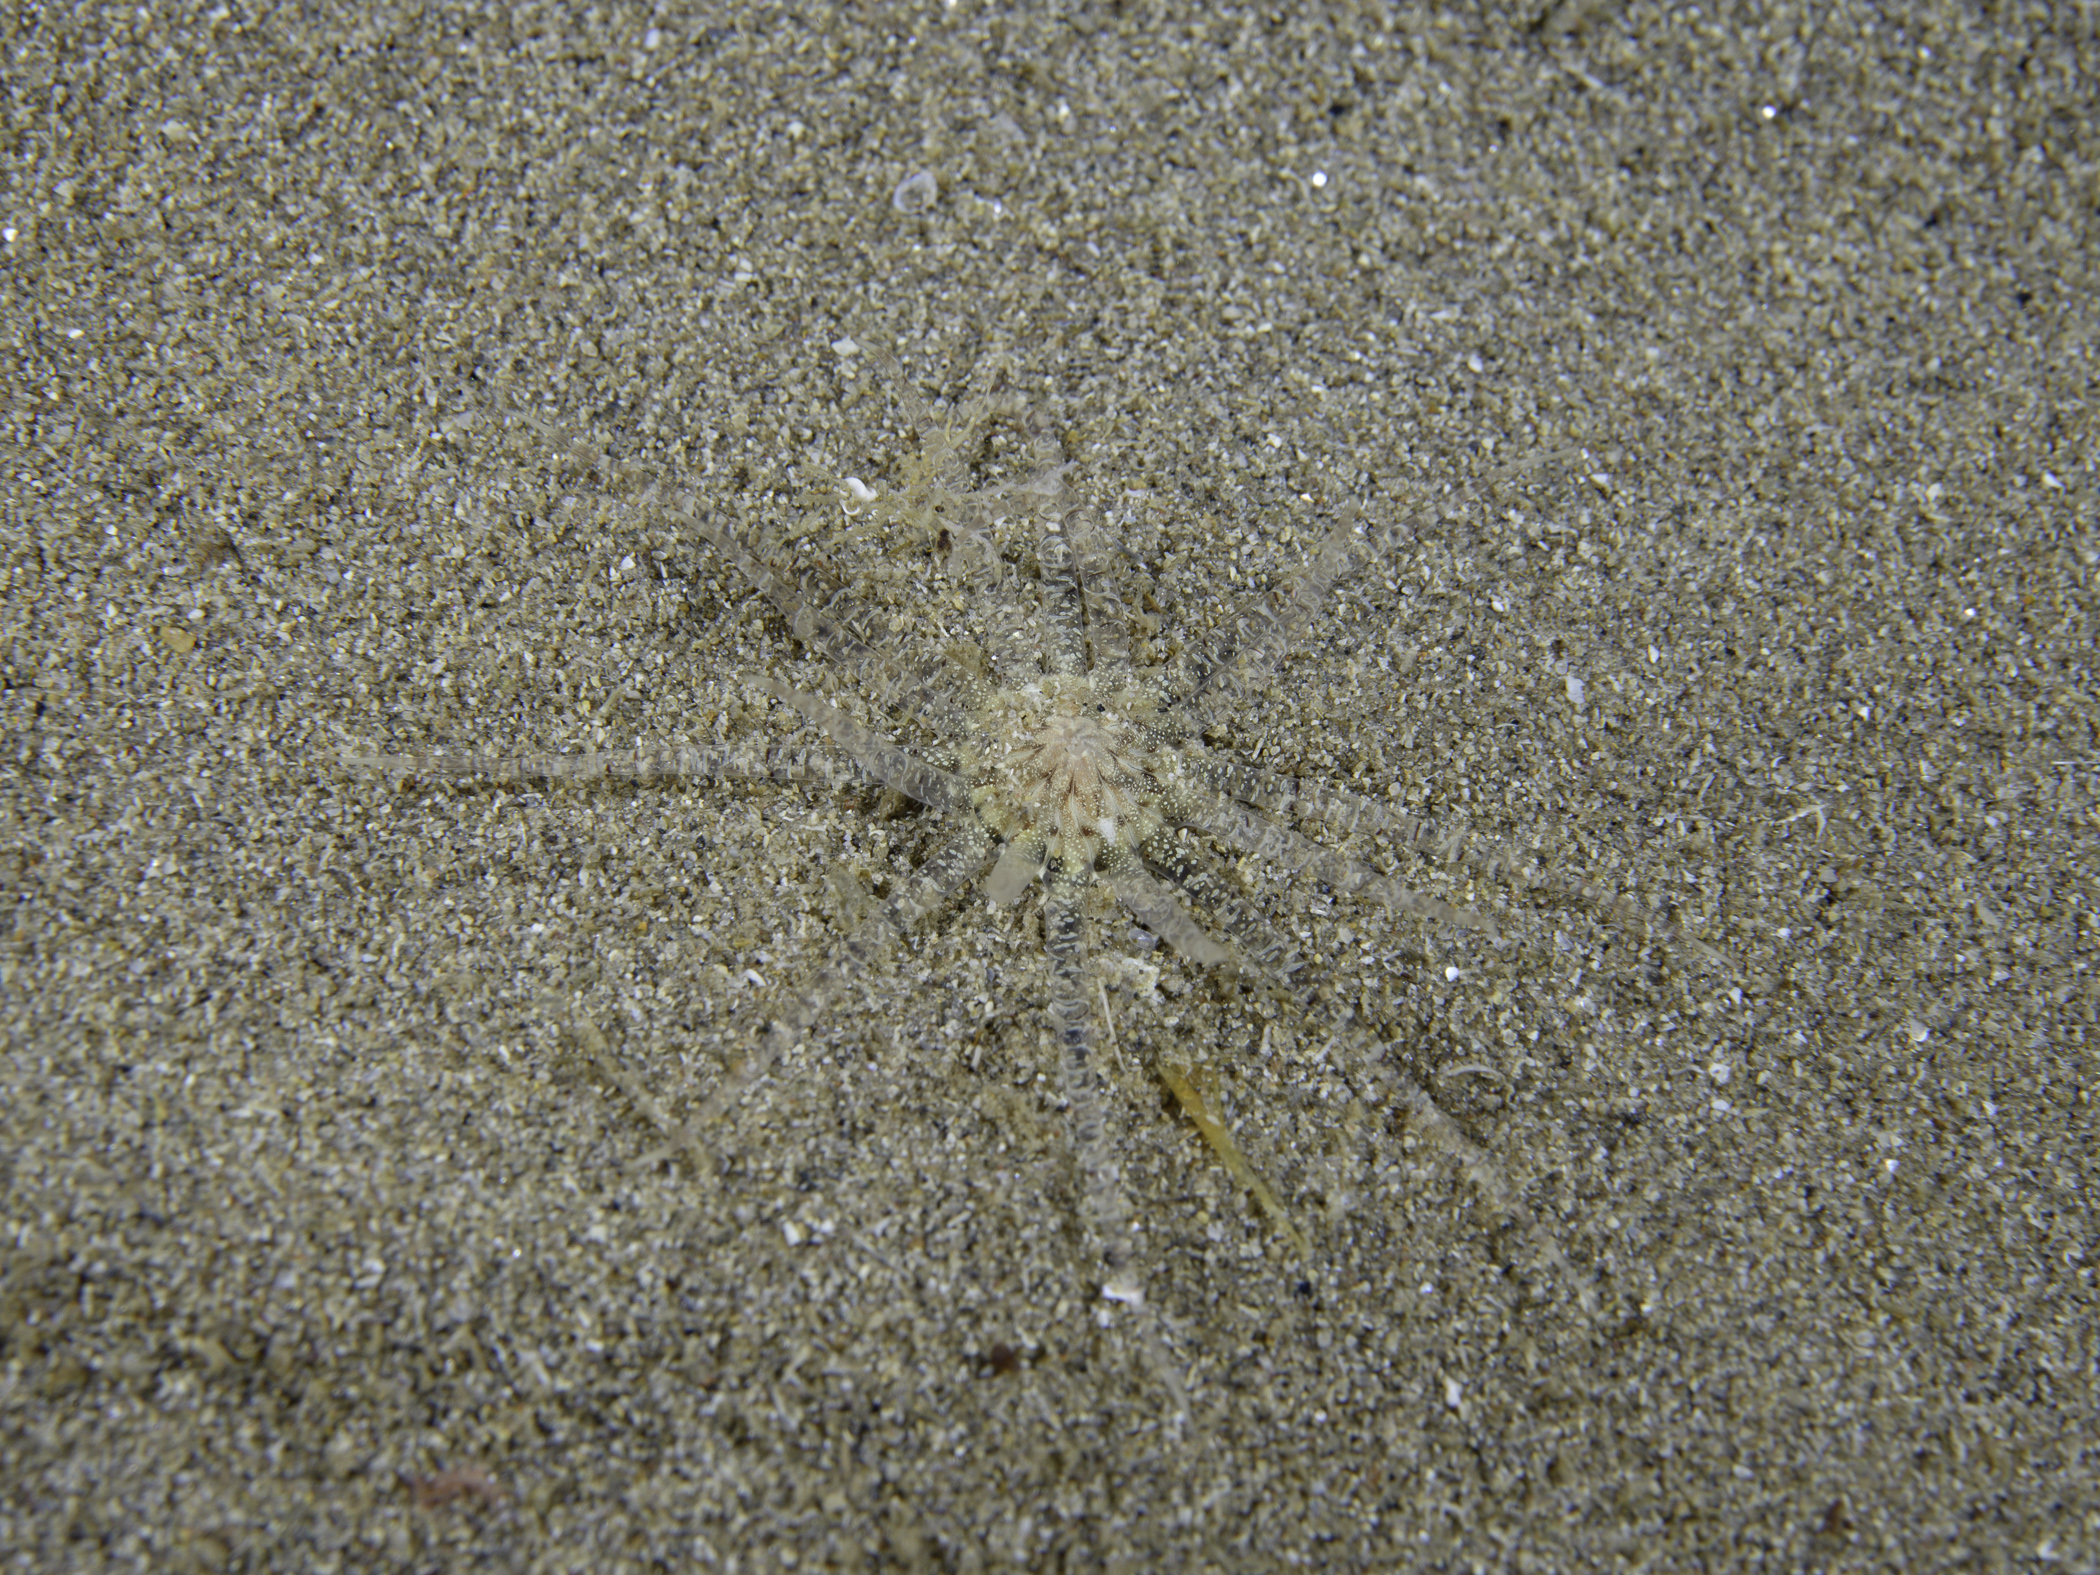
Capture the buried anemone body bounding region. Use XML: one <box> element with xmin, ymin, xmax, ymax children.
<box><xmin>347</xmin><ymin>332</ymin><xmax>1710</xmax><ymax>1367</ymax></box>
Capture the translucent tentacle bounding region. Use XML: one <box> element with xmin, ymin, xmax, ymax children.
<box><xmin>1061</xmin><ymin>498</ymin><xmax>1136</xmax><ymax>686</ymax></box>
<box><xmin>1144</xmin><ymin>842</ymin><xmax>1591</xmax><ymax>1313</ymax></box>
<box><xmin>492</xmin><ymin>392</ymin><xmax>971</xmax><ymax>739</ymax></box>
<box><xmin>1347</xmin><ymin>1051</ymin><xmax>1596</xmax><ymax>1316</ymax></box>
<box><xmin>1033</xmin><ymin>523</ymin><xmax>1089</xmax><ymax>678</ymax></box>
<box><xmin>1168</xmin><ymin>502</ymin><xmax>1365</xmax><ymax>726</ymax></box>
<box><xmin>1019</xmin><ymin>405</ymin><xmax>1137</xmax><ymax>686</ymax></box>
<box><xmin>854</xmin><ymin>335</ymin><xmax>1042</xmax><ymax>688</ymax></box>
<box><xmin>696</xmin><ymin>824</ymin><xmax>995</xmax><ymax>1127</ymax></box>
<box><xmin>343</xmin><ymin>740</ymin><xmax>872</xmax><ymax>790</ymax></box>
<box><xmin>1170</xmin><ymin>449</ymin><xmax>1582</xmax><ymax>726</ymax></box>
<box><xmin>756</xmin><ymin>677</ymin><xmax>965</xmax><ymax>813</ymax></box>
<box><xmin>1188</xmin><ymin>757</ymin><xmax>1716</xmax><ymax>957</ymax></box>
<box><xmin>1101</xmin><ymin>853</ymin><xmax>1233</xmax><ymax>967</ymax></box>
<box><xmin>955</xmin><ymin>487</ymin><xmax>1042</xmax><ymax>690</ymax></box>
<box><xmin>983</xmin><ymin>833</ymin><xmax>1046</xmax><ymax>906</ymax></box>
<box><xmin>853</xmin><ymin>332</ymin><xmax>973</xmax><ymax>493</ymax></box>
<box><xmin>690</xmin><ymin>503</ymin><xmax>970</xmax><ymax>738</ymax></box>
<box><xmin>1187</xmin><ymin>758</ymin><xmax>1534</xmax><ymax>884</ymax></box>
<box><xmin>1043</xmin><ymin>869</ymin><xmax>1142</xmax><ymax>1304</ymax></box>
<box><xmin>1139</xmin><ymin>831</ymin><xmax>1305</xmax><ymax>982</ymax></box>
<box><xmin>1179</xmin><ymin>787</ymin><xmax>1493</xmax><ymax>934</ymax></box>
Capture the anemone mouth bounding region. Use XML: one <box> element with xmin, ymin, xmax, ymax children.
<box><xmin>965</xmin><ymin>680</ymin><xmax>1168</xmax><ymax>864</ymax></box>
<box><xmin>1023</xmin><ymin>713</ymin><xmax>1144</xmax><ymax>839</ymax></box>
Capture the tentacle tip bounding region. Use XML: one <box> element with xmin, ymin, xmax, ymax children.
<box><xmin>1427</xmin><ymin>898</ymin><xmax>1496</xmax><ymax>939</ymax></box>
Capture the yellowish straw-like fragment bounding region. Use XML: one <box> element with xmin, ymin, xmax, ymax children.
<box><xmin>1160</xmin><ymin>1064</ymin><xmax>1309</xmax><ymax>1260</ymax></box>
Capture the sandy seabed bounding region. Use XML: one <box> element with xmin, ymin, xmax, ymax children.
<box><xmin>3</xmin><ymin>4</ymin><xmax>2095</xmax><ymax>1571</ymax></box>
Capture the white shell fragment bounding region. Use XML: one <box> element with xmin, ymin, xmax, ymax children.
<box><xmin>891</xmin><ymin>169</ymin><xmax>938</xmax><ymax>214</ymax></box>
